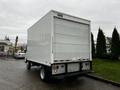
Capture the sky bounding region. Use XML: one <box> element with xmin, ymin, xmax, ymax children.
<box><xmin>0</xmin><ymin>0</ymin><xmax>120</xmax><ymax>44</ymax></box>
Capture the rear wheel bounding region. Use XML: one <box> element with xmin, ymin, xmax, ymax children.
<box><xmin>26</xmin><ymin>61</ymin><xmax>31</xmax><ymax>70</ymax></box>
<box><xmin>40</xmin><ymin>66</ymin><xmax>51</xmax><ymax>81</ymax></box>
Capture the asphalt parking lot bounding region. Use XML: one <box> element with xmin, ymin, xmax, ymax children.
<box><xmin>0</xmin><ymin>58</ymin><xmax>120</xmax><ymax>90</ymax></box>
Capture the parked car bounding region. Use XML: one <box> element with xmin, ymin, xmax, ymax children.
<box><xmin>0</xmin><ymin>51</ymin><xmax>7</xmax><ymax>57</ymax></box>
<box><xmin>14</xmin><ymin>52</ymin><xmax>25</xmax><ymax>59</ymax></box>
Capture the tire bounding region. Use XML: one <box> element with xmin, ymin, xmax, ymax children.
<box><xmin>40</xmin><ymin>66</ymin><xmax>51</xmax><ymax>81</ymax></box>
<box><xmin>26</xmin><ymin>61</ymin><xmax>31</xmax><ymax>70</ymax></box>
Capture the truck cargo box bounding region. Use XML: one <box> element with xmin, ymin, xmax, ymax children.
<box><xmin>27</xmin><ymin>10</ymin><xmax>91</xmax><ymax>65</ymax></box>
<box><xmin>26</xmin><ymin>10</ymin><xmax>91</xmax><ymax>81</ymax></box>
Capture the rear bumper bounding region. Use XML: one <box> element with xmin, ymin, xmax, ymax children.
<box><xmin>14</xmin><ymin>56</ymin><xmax>25</xmax><ymax>59</ymax></box>
<box><xmin>51</xmin><ymin>61</ymin><xmax>92</xmax><ymax>76</ymax></box>
<box><xmin>52</xmin><ymin>61</ymin><xmax>92</xmax><ymax>79</ymax></box>
<box><xmin>52</xmin><ymin>70</ymin><xmax>91</xmax><ymax>79</ymax></box>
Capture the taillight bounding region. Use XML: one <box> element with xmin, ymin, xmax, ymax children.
<box><xmin>52</xmin><ymin>64</ymin><xmax>65</xmax><ymax>75</ymax></box>
<box><xmin>52</xmin><ymin>65</ymin><xmax>59</xmax><ymax>70</ymax></box>
<box><xmin>81</xmin><ymin>62</ymin><xmax>90</xmax><ymax>70</ymax></box>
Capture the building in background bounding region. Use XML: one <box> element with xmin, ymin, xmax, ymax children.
<box><xmin>106</xmin><ymin>37</ymin><xmax>111</xmax><ymax>54</ymax></box>
<box><xmin>0</xmin><ymin>40</ymin><xmax>13</xmax><ymax>56</ymax></box>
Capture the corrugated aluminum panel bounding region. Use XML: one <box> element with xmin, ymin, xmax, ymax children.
<box><xmin>53</xmin><ymin>17</ymin><xmax>90</xmax><ymax>61</ymax></box>
<box><xmin>67</xmin><ymin>63</ymin><xmax>80</xmax><ymax>72</ymax></box>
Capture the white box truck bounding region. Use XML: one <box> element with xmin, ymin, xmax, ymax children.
<box><xmin>25</xmin><ymin>10</ymin><xmax>92</xmax><ymax>81</ymax></box>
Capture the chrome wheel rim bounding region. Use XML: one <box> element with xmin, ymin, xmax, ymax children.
<box><xmin>40</xmin><ymin>68</ymin><xmax>45</xmax><ymax>80</ymax></box>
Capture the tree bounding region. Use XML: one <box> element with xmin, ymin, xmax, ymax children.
<box><xmin>111</xmin><ymin>27</ymin><xmax>120</xmax><ymax>60</ymax></box>
<box><xmin>91</xmin><ymin>33</ymin><xmax>95</xmax><ymax>58</ymax></box>
<box><xmin>14</xmin><ymin>36</ymin><xmax>18</xmax><ymax>53</ymax></box>
<box><xmin>96</xmin><ymin>28</ymin><xmax>106</xmax><ymax>58</ymax></box>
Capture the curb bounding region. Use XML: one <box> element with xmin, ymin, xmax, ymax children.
<box><xmin>85</xmin><ymin>73</ymin><xmax>120</xmax><ymax>87</ymax></box>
